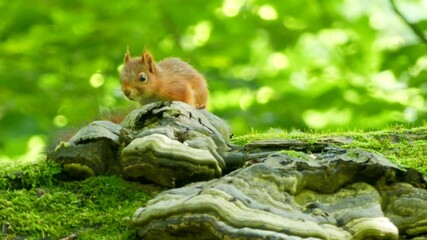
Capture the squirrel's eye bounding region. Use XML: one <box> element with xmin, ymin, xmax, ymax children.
<box><xmin>138</xmin><ymin>73</ymin><xmax>147</xmax><ymax>82</ymax></box>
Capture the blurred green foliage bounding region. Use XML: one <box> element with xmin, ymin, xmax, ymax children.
<box><xmin>0</xmin><ymin>0</ymin><xmax>426</xmax><ymax>160</ymax></box>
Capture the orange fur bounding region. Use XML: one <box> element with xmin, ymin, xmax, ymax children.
<box><xmin>120</xmin><ymin>49</ymin><xmax>208</xmax><ymax>109</ymax></box>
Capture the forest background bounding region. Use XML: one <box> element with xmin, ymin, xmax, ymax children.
<box><xmin>0</xmin><ymin>0</ymin><xmax>426</xmax><ymax>162</ymax></box>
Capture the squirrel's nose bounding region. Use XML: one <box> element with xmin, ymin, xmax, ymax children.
<box><xmin>124</xmin><ymin>89</ymin><xmax>131</xmax><ymax>97</ymax></box>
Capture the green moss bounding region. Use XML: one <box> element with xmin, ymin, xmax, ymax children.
<box><xmin>63</xmin><ymin>163</ymin><xmax>96</xmax><ymax>179</ymax></box>
<box><xmin>231</xmin><ymin>129</ymin><xmax>307</xmax><ymax>146</ymax></box>
<box><xmin>386</xmin><ymin>140</ymin><xmax>427</xmax><ymax>174</ymax></box>
<box><xmin>0</xmin><ymin>159</ymin><xmax>62</xmax><ymax>189</ymax></box>
<box><xmin>279</xmin><ymin>150</ymin><xmax>314</xmax><ymax>161</ymax></box>
<box><xmin>340</xmin><ymin>127</ymin><xmax>427</xmax><ymax>175</ymax></box>
<box><xmin>0</xmin><ymin>160</ymin><xmax>157</xmax><ymax>240</ymax></box>
<box><xmin>232</xmin><ymin>127</ymin><xmax>427</xmax><ymax>175</ymax></box>
<box><xmin>54</xmin><ymin>141</ymin><xmax>71</xmax><ymax>151</ymax></box>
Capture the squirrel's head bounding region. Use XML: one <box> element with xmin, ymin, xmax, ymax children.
<box><xmin>120</xmin><ymin>49</ymin><xmax>158</xmax><ymax>103</ymax></box>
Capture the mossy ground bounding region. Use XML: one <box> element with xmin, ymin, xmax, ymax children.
<box><xmin>0</xmin><ymin>160</ymin><xmax>161</xmax><ymax>240</ymax></box>
<box><xmin>1</xmin><ymin>127</ymin><xmax>426</xmax><ymax>239</ymax></box>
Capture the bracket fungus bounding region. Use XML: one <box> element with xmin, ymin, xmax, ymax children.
<box><xmin>48</xmin><ymin>101</ymin><xmax>237</xmax><ymax>187</ymax></box>
<box><xmin>132</xmin><ymin>148</ymin><xmax>427</xmax><ymax>239</ymax></box>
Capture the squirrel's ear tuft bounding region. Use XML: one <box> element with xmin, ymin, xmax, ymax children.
<box><xmin>124</xmin><ymin>46</ymin><xmax>131</xmax><ymax>63</ymax></box>
<box><xmin>142</xmin><ymin>50</ymin><xmax>156</xmax><ymax>74</ymax></box>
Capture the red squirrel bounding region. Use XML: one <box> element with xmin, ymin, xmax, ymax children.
<box><xmin>49</xmin><ymin>50</ymin><xmax>209</xmax><ymax>146</ymax></box>
<box><xmin>120</xmin><ymin>49</ymin><xmax>208</xmax><ymax>109</ymax></box>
